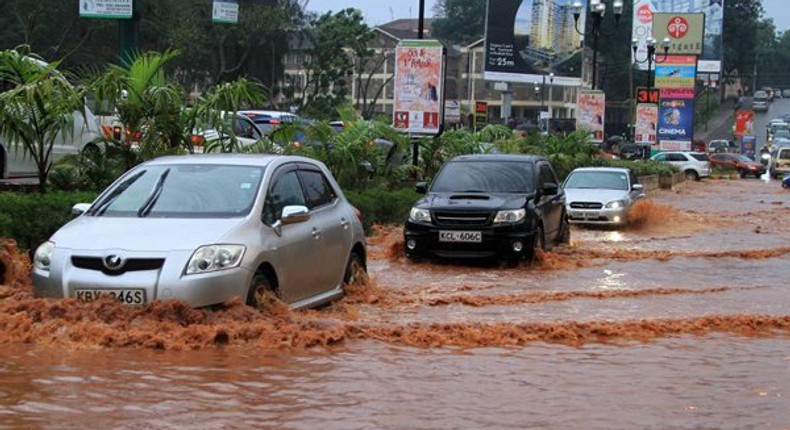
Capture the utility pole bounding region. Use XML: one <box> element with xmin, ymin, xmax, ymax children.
<box><xmin>752</xmin><ymin>54</ymin><xmax>758</xmax><ymax>94</ymax></box>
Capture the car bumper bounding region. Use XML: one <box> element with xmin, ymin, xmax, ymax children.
<box><xmin>567</xmin><ymin>206</ymin><xmax>629</xmax><ymax>225</ymax></box>
<box><xmin>403</xmin><ymin>221</ymin><xmax>538</xmax><ymax>260</ymax></box>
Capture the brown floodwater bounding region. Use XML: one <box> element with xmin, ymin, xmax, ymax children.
<box><xmin>1</xmin><ymin>179</ymin><xmax>789</xmax><ymax>428</ymax></box>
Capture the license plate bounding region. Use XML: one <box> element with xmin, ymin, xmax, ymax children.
<box><xmin>75</xmin><ymin>289</ymin><xmax>146</xmax><ymax>305</ymax></box>
<box><xmin>439</xmin><ymin>230</ymin><xmax>482</xmax><ymax>243</ymax></box>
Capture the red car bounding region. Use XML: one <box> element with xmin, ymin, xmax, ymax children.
<box><xmin>708</xmin><ymin>153</ymin><xmax>766</xmax><ymax>178</ymax></box>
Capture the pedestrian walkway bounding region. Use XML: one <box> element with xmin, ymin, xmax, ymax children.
<box><xmin>694</xmin><ymin>98</ymin><xmax>735</xmax><ymax>143</ymax></box>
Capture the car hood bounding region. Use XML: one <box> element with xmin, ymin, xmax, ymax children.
<box><xmin>50</xmin><ymin>217</ymin><xmax>247</xmax><ymax>252</ymax></box>
<box><xmin>564</xmin><ymin>188</ymin><xmax>628</xmax><ymax>204</ymax></box>
<box><xmin>418</xmin><ymin>192</ymin><xmax>533</xmax><ymax>210</ymax></box>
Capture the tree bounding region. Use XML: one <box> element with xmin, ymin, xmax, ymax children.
<box><xmin>431</xmin><ymin>0</ymin><xmax>486</xmax><ymax>46</ymax></box>
<box><xmin>723</xmin><ymin>0</ymin><xmax>763</xmax><ymax>81</ymax></box>
<box><xmin>354</xmin><ymin>40</ymin><xmax>396</xmax><ymax>119</ymax></box>
<box><xmin>0</xmin><ymin>48</ymin><xmax>87</xmax><ymax>192</ymax></box>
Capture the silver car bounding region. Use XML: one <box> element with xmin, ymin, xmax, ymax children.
<box><xmin>562</xmin><ymin>167</ymin><xmax>645</xmax><ymax>227</ymax></box>
<box><xmin>31</xmin><ymin>154</ymin><xmax>367</xmax><ymax>309</ymax></box>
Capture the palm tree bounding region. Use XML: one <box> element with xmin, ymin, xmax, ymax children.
<box><xmin>0</xmin><ymin>48</ymin><xmax>88</xmax><ymax>192</ymax></box>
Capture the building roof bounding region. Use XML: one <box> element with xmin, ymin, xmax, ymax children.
<box><xmin>376</xmin><ymin>18</ymin><xmax>434</xmax><ymax>40</ymax></box>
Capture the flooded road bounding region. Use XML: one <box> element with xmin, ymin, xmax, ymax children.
<box><xmin>1</xmin><ymin>179</ymin><xmax>789</xmax><ymax>428</ymax></box>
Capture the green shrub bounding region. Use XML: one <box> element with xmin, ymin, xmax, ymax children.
<box><xmin>590</xmin><ymin>158</ymin><xmax>679</xmax><ymax>177</ymax></box>
<box><xmin>0</xmin><ymin>191</ymin><xmax>99</xmax><ymax>251</ymax></box>
<box><xmin>344</xmin><ymin>187</ymin><xmax>421</xmax><ymax>233</ymax></box>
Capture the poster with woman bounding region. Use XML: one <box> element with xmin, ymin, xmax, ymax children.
<box><xmin>393</xmin><ymin>40</ymin><xmax>445</xmax><ymax>135</ymax></box>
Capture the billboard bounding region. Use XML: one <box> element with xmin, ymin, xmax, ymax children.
<box><xmin>79</xmin><ymin>0</ymin><xmax>133</xmax><ymax>19</ymax></box>
<box><xmin>658</xmin><ymin>88</ymin><xmax>695</xmax><ymax>151</ymax></box>
<box><xmin>577</xmin><ymin>91</ymin><xmax>605</xmax><ymax>141</ymax></box>
<box><xmin>632</xmin><ymin>0</ymin><xmax>724</xmax><ymax>72</ymax></box>
<box><xmin>484</xmin><ymin>0</ymin><xmax>584</xmax><ymax>85</ymax></box>
<box><xmin>213</xmin><ymin>0</ymin><xmax>239</xmax><ymax>24</ymax></box>
<box><xmin>393</xmin><ymin>40</ymin><xmax>445</xmax><ymax>136</ymax></box>
<box><xmin>654</xmin><ymin>55</ymin><xmax>697</xmax><ymax>89</ymax></box>
<box><xmin>652</xmin><ymin>13</ymin><xmax>705</xmax><ymax>55</ymax></box>
<box><xmin>635</xmin><ymin>103</ymin><xmax>658</xmax><ymax>144</ymax></box>
<box><xmin>734</xmin><ymin>110</ymin><xmax>754</xmax><ymax>140</ymax></box>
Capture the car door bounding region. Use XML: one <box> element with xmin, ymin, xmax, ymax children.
<box><xmin>296</xmin><ymin>164</ymin><xmax>351</xmax><ymax>296</ymax></box>
<box><xmin>260</xmin><ymin>164</ymin><xmax>323</xmax><ymax>304</ymax></box>
<box><xmin>536</xmin><ymin>162</ymin><xmax>564</xmax><ymax>240</ymax></box>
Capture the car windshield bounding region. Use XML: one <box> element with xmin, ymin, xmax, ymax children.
<box><xmin>90</xmin><ymin>164</ymin><xmax>264</xmax><ymax>218</ymax></box>
<box><xmin>431</xmin><ymin>160</ymin><xmax>535</xmax><ymax>193</ymax></box>
<box><xmin>564</xmin><ymin>171</ymin><xmax>629</xmax><ymax>191</ymax></box>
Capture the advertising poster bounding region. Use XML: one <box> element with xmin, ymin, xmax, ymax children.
<box><xmin>79</xmin><ymin>0</ymin><xmax>133</xmax><ymax>19</ymax></box>
<box><xmin>654</xmin><ymin>55</ymin><xmax>697</xmax><ymax>89</ymax></box>
<box><xmin>444</xmin><ymin>100</ymin><xmax>461</xmax><ymax>124</ymax></box>
<box><xmin>734</xmin><ymin>110</ymin><xmax>754</xmax><ymax>140</ymax></box>
<box><xmin>393</xmin><ymin>40</ymin><xmax>445</xmax><ymax>135</ymax></box>
<box><xmin>651</xmin><ymin>13</ymin><xmax>705</xmax><ymax>55</ymax></box>
<box><xmin>484</xmin><ymin>0</ymin><xmax>584</xmax><ymax>85</ymax></box>
<box><xmin>576</xmin><ymin>91</ymin><xmax>605</xmax><ymax>141</ymax></box>
<box><xmin>632</xmin><ymin>0</ymin><xmax>724</xmax><ymax>72</ymax></box>
<box><xmin>474</xmin><ymin>101</ymin><xmax>488</xmax><ymax>129</ymax></box>
<box><xmin>635</xmin><ymin>103</ymin><xmax>658</xmax><ymax>144</ymax></box>
<box><xmin>212</xmin><ymin>0</ymin><xmax>239</xmax><ymax>24</ymax></box>
<box><xmin>658</xmin><ymin>88</ymin><xmax>695</xmax><ymax>151</ymax></box>
<box><xmin>741</xmin><ymin>135</ymin><xmax>757</xmax><ymax>160</ymax></box>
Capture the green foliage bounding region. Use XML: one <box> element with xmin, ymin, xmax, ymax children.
<box><xmin>0</xmin><ymin>191</ymin><xmax>98</xmax><ymax>251</ymax></box>
<box><xmin>344</xmin><ymin>187</ymin><xmax>422</xmax><ymax>233</ymax></box>
<box><xmin>431</xmin><ymin>0</ymin><xmax>486</xmax><ymax>46</ymax></box>
<box><xmin>48</xmin><ymin>141</ymin><xmax>139</xmax><ymax>192</ymax></box>
<box><xmin>589</xmin><ymin>158</ymin><xmax>679</xmax><ymax>177</ymax></box>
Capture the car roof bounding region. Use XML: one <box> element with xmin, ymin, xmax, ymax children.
<box><xmin>238</xmin><ymin>110</ymin><xmax>296</xmax><ymax>118</ymax></box>
<box><xmin>450</xmin><ymin>154</ymin><xmax>547</xmax><ymax>163</ymax></box>
<box><xmin>145</xmin><ymin>153</ymin><xmax>317</xmax><ymax>167</ymax></box>
<box><xmin>569</xmin><ymin>167</ymin><xmax>632</xmax><ymax>174</ymax></box>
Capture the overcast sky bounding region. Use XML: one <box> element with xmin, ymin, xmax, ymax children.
<box><xmin>308</xmin><ymin>0</ymin><xmax>789</xmax><ymax>31</ymax></box>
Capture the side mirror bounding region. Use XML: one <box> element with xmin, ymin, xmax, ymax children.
<box><xmin>281</xmin><ymin>205</ymin><xmax>310</xmax><ymax>225</ymax></box>
<box><xmin>632</xmin><ymin>183</ymin><xmax>644</xmax><ymax>191</ymax></box>
<box><xmin>415</xmin><ymin>182</ymin><xmax>428</xmax><ymax>194</ymax></box>
<box><xmin>542</xmin><ymin>182</ymin><xmax>559</xmax><ymax>196</ymax></box>
<box><xmin>72</xmin><ymin>203</ymin><xmax>91</xmax><ymax>215</ymax></box>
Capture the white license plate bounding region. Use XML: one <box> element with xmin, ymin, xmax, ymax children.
<box><xmin>75</xmin><ymin>289</ymin><xmax>146</xmax><ymax>305</ymax></box>
<box><xmin>439</xmin><ymin>230</ymin><xmax>482</xmax><ymax>243</ymax></box>
<box><xmin>572</xmin><ymin>211</ymin><xmax>594</xmax><ymax>219</ymax></box>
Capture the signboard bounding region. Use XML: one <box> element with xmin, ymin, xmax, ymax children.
<box><xmin>636</xmin><ymin>87</ymin><xmax>660</xmax><ymax>104</ymax></box>
<box><xmin>741</xmin><ymin>135</ymin><xmax>757</xmax><ymax>160</ymax></box>
<box><xmin>652</xmin><ymin>13</ymin><xmax>705</xmax><ymax>55</ymax></box>
<box><xmin>654</xmin><ymin>55</ymin><xmax>697</xmax><ymax>89</ymax></box>
<box><xmin>635</xmin><ymin>103</ymin><xmax>658</xmax><ymax>144</ymax></box>
<box><xmin>658</xmin><ymin>88</ymin><xmax>695</xmax><ymax>151</ymax></box>
<box><xmin>445</xmin><ymin>100</ymin><xmax>461</xmax><ymax>124</ymax></box>
<box><xmin>474</xmin><ymin>101</ymin><xmax>488</xmax><ymax>129</ymax></box>
<box><xmin>213</xmin><ymin>0</ymin><xmax>239</xmax><ymax>24</ymax></box>
<box><xmin>79</xmin><ymin>0</ymin><xmax>133</xmax><ymax>19</ymax></box>
<box><xmin>632</xmin><ymin>0</ymin><xmax>724</xmax><ymax>71</ymax></box>
<box><xmin>393</xmin><ymin>40</ymin><xmax>445</xmax><ymax>135</ymax></box>
<box><xmin>483</xmin><ymin>0</ymin><xmax>583</xmax><ymax>86</ymax></box>
<box><xmin>577</xmin><ymin>91</ymin><xmax>605</xmax><ymax>142</ymax></box>
<box><xmin>734</xmin><ymin>110</ymin><xmax>755</xmax><ymax>140</ymax></box>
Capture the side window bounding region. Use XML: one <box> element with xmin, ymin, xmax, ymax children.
<box><xmin>262</xmin><ymin>170</ymin><xmax>306</xmax><ymax>226</ymax></box>
<box><xmin>669</xmin><ymin>154</ymin><xmax>685</xmax><ymax>162</ymax></box>
<box><xmin>538</xmin><ymin>164</ymin><xmax>557</xmax><ymax>186</ymax></box>
<box><xmin>654</xmin><ymin>154</ymin><xmax>667</xmax><ymax>162</ymax></box>
<box><xmin>298</xmin><ymin>169</ymin><xmax>337</xmax><ymax>209</ymax></box>
<box><xmin>235</xmin><ymin>118</ymin><xmax>260</xmax><ymax>139</ymax></box>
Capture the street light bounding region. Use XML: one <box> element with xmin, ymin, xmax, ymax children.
<box><xmin>631</xmin><ymin>36</ymin><xmax>670</xmax><ymax>91</ymax></box>
<box><xmin>572</xmin><ymin>0</ymin><xmax>624</xmax><ymax>90</ymax></box>
<box><xmin>548</xmin><ymin>72</ymin><xmax>554</xmax><ymax>133</ymax></box>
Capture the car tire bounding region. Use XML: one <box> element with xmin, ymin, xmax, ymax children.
<box><xmin>246</xmin><ymin>271</ymin><xmax>277</xmax><ymax>310</ymax></box>
<box><xmin>557</xmin><ymin>214</ymin><xmax>571</xmax><ymax>245</ymax></box>
<box><xmin>344</xmin><ymin>252</ymin><xmax>367</xmax><ymax>287</ymax></box>
<box><xmin>525</xmin><ymin>224</ymin><xmax>545</xmax><ymax>261</ymax></box>
<box><xmin>684</xmin><ymin>170</ymin><xmax>699</xmax><ymax>181</ymax></box>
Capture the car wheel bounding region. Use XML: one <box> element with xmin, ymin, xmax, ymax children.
<box><xmin>344</xmin><ymin>252</ymin><xmax>367</xmax><ymax>287</ymax></box>
<box><xmin>557</xmin><ymin>213</ymin><xmax>571</xmax><ymax>245</ymax></box>
<box><xmin>684</xmin><ymin>170</ymin><xmax>699</xmax><ymax>181</ymax></box>
<box><xmin>525</xmin><ymin>224</ymin><xmax>545</xmax><ymax>261</ymax></box>
<box><xmin>246</xmin><ymin>271</ymin><xmax>278</xmax><ymax>310</ymax></box>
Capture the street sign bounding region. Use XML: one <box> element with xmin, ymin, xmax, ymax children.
<box><xmin>79</xmin><ymin>0</ymin><xmax>133</xmax><ymax>19</ymax></box>
<box><xmin>474</xmin><ymin>101</ymin><xmax>488</xmax><ymax>129</ymax></box>
<box><xmin>636</xmin><ymin>87</ymin><xmax>660</xmax><ymax>104</ymax></box>
<box><xmin>213</xmin><ymin>0</ymin><xmax>239</xmax><ymax>24</ymax></box>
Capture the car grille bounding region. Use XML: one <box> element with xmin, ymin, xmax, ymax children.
<box><xmin>71</xmin><ymin>256</ymin><xmax>165</xmax><ymax>276</ymax></box>
<box><xmin>570</xmin><ymin>202</ymin><xmax>603</xmax><ymax>209</ymax></box>
<box><xmin>432</xmin><ymin>211</ymin><xmax>493</xmax><ymax>227</ymax></box>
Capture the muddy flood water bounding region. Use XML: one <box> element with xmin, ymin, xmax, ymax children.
<box><xmin>1</xmin><ymin>179</ymin><xmax>789</xmax><ymax>429</ymax></box>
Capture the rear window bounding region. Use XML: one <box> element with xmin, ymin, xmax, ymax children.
<box><xmin>690</xmin><ymin>153</ymin><xmax>708</xmax><ymax>161</ymax></box>
<box><xmin>779</xmin><ymin>149</ymin><xmax>790</xmax><ymax>160</ymax></box>
<box><xmin>431</xmin><ymin>160</ymin><xmax>535</xmax><ymax>193</ymax></box>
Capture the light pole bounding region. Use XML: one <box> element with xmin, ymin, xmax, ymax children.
<box><xmin>572</xmin><ymin>0</ymin><xmax>624</xmax><ymax>90</ymax></box>
<box><xmin>548</xmin><ymin>72</ymin><xmax>554</xmax><ymax>132</ymax></box>
<box><xmin>534</xmin><ymin>82</ymin><xmax>542</xmax><ymax>131</ymax></box>
<box><xmin>631</xmin><ymin>37</ymin><xmax>670</xmax><ymax>92</ymax></box>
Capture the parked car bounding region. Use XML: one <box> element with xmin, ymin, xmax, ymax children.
<box><xmin>562</xmin><ymin>167</ymin><xmax>645</xmax><ymax>227</ymax></box>
<box><xmin>238</xmin><ymin>110</ymin><xmax>299</xmax><ymax>136</ymax></box>
<box><xmin>193</xmin><ymin>112</ymin><xmax>268</xmax><ymax>152</ymax></box>
<box><xmin>707</xmin><ymin>139</ymin><xmax>735</xmax><ymax>154</ymax></box>
<box><xmin>650</xmin><ymin>151</ymin><xmax>711</xmax><ymax>181</ymax></box>
<box><xmin>403</xmin><ymin>154</ymin><xmax>569</xmax><ymax>263</ymax></box>
<box><xmin>708</xmin><ymin>153</ymin><xmax>766</xmax><ymax>178</ymax></box>
<box><xmin>617</xmin><ymin>142</ymin><xmax>652</xmax><ymax>160</ymax></box>
<box><xmin>769</xmin><ymin>146</ymin><xmax>790</xmax><ymax>179</ymax></box>
<box><xmin>31</xmin><ymin>154</ymin><xmax>367</xmax><ymax>309</ymax></box>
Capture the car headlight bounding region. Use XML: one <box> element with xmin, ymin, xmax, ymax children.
<box><xmin>409</xmin><ymin>207</ymin><xmax>431</xmax><ymax>223</ymax></box>
<box><xmin>494</xmin><ymin>209</ymin><xmax>526</xmax><ymax>224</ymax></box>
<box><xmin>605</xmin><ymin>200</ymin><xmax>625</xmax><ymax>209</ymax></box>
<box><xmin>33</xmin><ymin>241</ymin><xmax>55</xmax><ymax>271</ymax></box>
<box><xmin>186</xmin><ymin>245</ymin><xmax>246</xmax><ymax>275</ymax></box>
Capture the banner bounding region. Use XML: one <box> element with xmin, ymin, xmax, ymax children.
<box><xmin>577</xmin><ymin>91</ymin><xmax>605</xmax><ymax>142</ymax></box>
<box><xmin>654</xmin><ymin>55</ymin><xmax>697</xmax><ymax>89</ymax></box>
<box><xmin>632</xmin><ymin>0</ymin><xmax>724</xmax><ymax>72</ymax></box>
<box><xmin>79</xmin><ymin>0</ymin><xmax>133</xmax><ymax>19</ymax></box>
<box><xmin>635</xmin><ymin>103</ymin><xmax>658</xmax><ymax>144</ymax></box>
<box><xmin>213</xmin><ymin>0</ymin><xmax>239</xmax><ymax>23</ymax></box>
<box><xmin>734</xmin><ymin>110</ymin><xmax>754</xmax><ymax>140</ymax></box>
<box><xmin>393</xmin><ymin>40</ymin><xmax>445</xmax><ymax>136</ymax></box>
<box><xmin>652</xmin><ymin>13</ymin><xmax>705</xmax><ymax>55</ymax></box>
<box><xmin>445</xmin><ymin>100</ymin><xmax>461</xmax><ymax>124</ymax></box>
<box><xmin>658</xmin><ymin>88</ymin><xmax>695</xmax><ymax>151</ymax></box>
<box><xmin>741</xmin><ymin>135</ymin><xmax>757</xmax><ymax>160</ymax></box>
<box><xmin>483</xmin><ymin>0</ymin><xmax>583</xmax><ymax>85</ymax></box>
<box><xmin>474</xmin><ymin>101</ymin><xmax>488</xmax><ymax>129</ymax></box>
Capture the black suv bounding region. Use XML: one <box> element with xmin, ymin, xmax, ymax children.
<box><xmin>404</xmin><ymin>154</ymin><xmax>569</xmax><ymax>262</ymax></box>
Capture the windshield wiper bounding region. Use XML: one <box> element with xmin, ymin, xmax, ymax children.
<box><xmin>89</xmin><ymin>170</ymin><xmax>147</xmax><ymax>216</ymax></box>
<box><xmin>137</xmin><ymin>168</ymin><xmax>171</xmax><ymax>217</ymax></box>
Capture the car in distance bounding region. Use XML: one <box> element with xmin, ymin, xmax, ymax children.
<box><xmin>708</xmin><ymin>153</ymin><xmax>766</xmax><ymax>178</ymax></box>
<box><xmin>650</xmin><ymin>151</ymin><xmax>711</xmax><ymax>181</ymax></box>
<box><xmin>707</xmin><ymin>139</ymin><xmax>734</xmax><ymax>154</ymax></box>
<box><xmin>752</xmin><ymin>90</ymin><xmax>769</xmax><ymax>112</ymax></box>
<box><xmin>562</xmin><ymin>167</ymin><xmax>645</xmax><ymax>227</ymax></box>
<box><xmin>403</xmin><ymin>154</ymin><xmax>569</xmax><ymax>263</ymax></box>
<box><xmin>31</xmin><ymin>154</ymin><xmax>367</xmax><ymax>309</ymax></box>
<box><xmin>783</xmin><ymin>89</ymin><xmax>790</xmax><ymax>98</ymax></box>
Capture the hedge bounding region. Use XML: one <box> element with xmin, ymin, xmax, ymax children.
<box><xmin>344</xmin><ymin>187</ymin><xmax>421</xmax><ymax>233</ymax></box>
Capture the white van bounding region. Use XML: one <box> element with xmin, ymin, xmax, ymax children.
<box><xmin>0</xmin><ymin>59</ymin><xmax>101</xmax><ymax>179</ymax></box>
